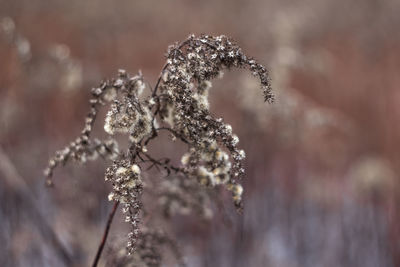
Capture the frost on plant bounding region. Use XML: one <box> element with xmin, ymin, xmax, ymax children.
<box><xmin>44</xmin><ymin>34</ymin><xmax>273</xmax><ymax>262</ymax></box>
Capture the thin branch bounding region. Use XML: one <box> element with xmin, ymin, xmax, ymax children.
<box><xmin>152</xmin><ymin>63</ymin><xmax>168</xmax><ymax>97</ymax></box>
<box><xmin>92</xmin><ymin>201</ymin><xmax>120</xmax><ymax>267</ymax></box>
<box><xmin>155</xmin><ymin>127</ymin><xmax>190</xmax><ymax>144</ymax></box>
<box><xmin>151</xmin><ymin>38</ymin><xmax>192</xmax><ymax>97</ymax></box>
<box><xmin>141</xmin><ymin>152</ymin><xmax>182</xmax><ymax>173</ymax></box>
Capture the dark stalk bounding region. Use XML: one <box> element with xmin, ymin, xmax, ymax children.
<box><xmin>92</xmin><ymin>201</ymin><xmax>120</xmax><ymax>267</ymax></box>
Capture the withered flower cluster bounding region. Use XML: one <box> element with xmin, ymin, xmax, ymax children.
<box><xmin>104</xmin><ymin>228</ymin><xmax>185</xmax><ymax>267</ymax></box>
<box><xmin>45</xmin><ymin>34</ymin><xmax>272</xmax><ymax>262</ymax></box>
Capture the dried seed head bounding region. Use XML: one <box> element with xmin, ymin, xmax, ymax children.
<box><xmin>45</xmin><ymin>33</ymin><xmax>272</xmax><ymax>256</ymax></box>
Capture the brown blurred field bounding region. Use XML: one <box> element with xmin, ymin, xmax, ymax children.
<box><xmin>1</xmin><ymin>0</ymin><xmax>400</xmax><ymax>266</ymax></box>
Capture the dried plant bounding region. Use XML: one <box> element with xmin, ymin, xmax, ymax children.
<box><xmin>44</xmin><ymin>34</ymin><xmax>272</xmax><ymax>266</ymax></box>
<box><xmin>104</xmin><ymin>228</ymin><xmax>185</xmax><ymax>267</ymax></box>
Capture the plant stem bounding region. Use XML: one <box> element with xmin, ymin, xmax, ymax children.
<box><xmin>92</xmin><ymin>201</ymin><xmax>119</xmax><ymax>267</ymax></box>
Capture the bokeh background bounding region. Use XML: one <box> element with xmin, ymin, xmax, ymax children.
<box><xmin>1</xmin><ymin>0</ymin><xmax>400</xmax><ymax>266</ymax></box>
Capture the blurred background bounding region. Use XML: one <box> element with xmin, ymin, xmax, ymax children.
<box><xmin>1</xmin><ymin>0</ymin><xmax>400</xmax><ymax>266</ymax></box>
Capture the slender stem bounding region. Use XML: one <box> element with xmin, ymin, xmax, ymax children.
<box><xmin>92</xmin><ymin>201</ymin><xmax>120</xmax><ymax>267</ymax></box>
<box><xmin>151</xmin><ymin>38</ymin><xmax>192</xmax><ymax>97</ymax></box>
<box><xmin>152</xmin><ymin>63</ymin><xmax>168</xmax><ymax>97</ymax></box>
<box><xmin>155</xmin><ymin>127</ymin><xmax>189</xmax><ymax>144</ymax></box>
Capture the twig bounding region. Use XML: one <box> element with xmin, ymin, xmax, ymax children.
<box><xmin>151</xmin><ymin>38</ymin><xmax>192</xmax><ymax>97</ymax></box>
<box><xmin>152</xmin><ymin>63</ymin><xmax>168</xmax><ymax>97</ymax></box>
<box><xmin>92</xmin><ymin>201</ymin><xmax>120</xmax><ymax>267</ymax></box>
